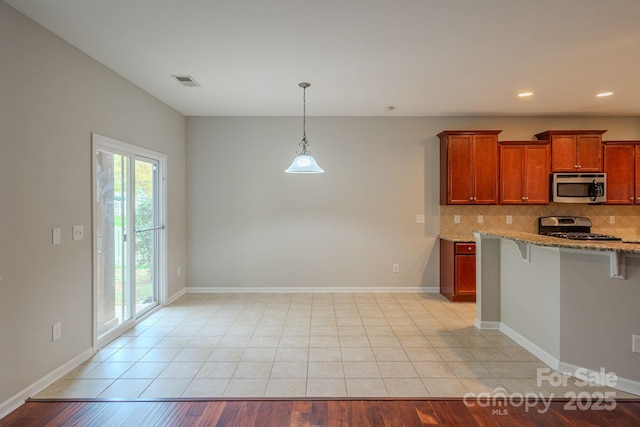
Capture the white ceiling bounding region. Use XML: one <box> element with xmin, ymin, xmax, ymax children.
<box><xmin>6</xmin><ymin>0</ymin><xmax>640</xmax><ymax>117</ymax></box>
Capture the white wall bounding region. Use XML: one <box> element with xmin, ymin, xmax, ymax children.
<box><xmin>186</xmin><ymin>117</ymin><xmax>440</xmax><ymax>289</ymax></box>
<box><xmin>0</xmin><ymin>3</ymin><xmax>186</xmax><ymax>405</ymax></box>
<box><xmin>186</xmin><ymin>116</ymin><xmax>640</xmax><ymax>290</ymax></box>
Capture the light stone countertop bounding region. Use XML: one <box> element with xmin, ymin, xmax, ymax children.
<box><xmin>474</xmin><ymin>229</ymin><xmax>640</xmax><ymax>255</ymax></box>
<box><xmin>438</xmin><ymin>233</ymin><xmax>475</xmax><ymax>242</ymax></box>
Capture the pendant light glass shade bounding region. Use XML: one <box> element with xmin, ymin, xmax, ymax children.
<box><xmin>285</xmin><ymin>154</ymin><xmax>324</xmax><ymax>174</ymax></box>
<box><xmin>285</xmin><ymin>82</ymin><xmax>324</xmax><ymax>174</ymax></box>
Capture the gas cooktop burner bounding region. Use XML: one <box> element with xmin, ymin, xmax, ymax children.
<box><xmin>538</xmin><ymin>216</ymin><xmax>622</xmax><ymax>241</ymax></box>
<box><xmin>544</xmin><ymin>231</ymin><xmax>622</xmax><ymax>241</ymax></box>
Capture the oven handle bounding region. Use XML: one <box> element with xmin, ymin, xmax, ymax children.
<box><xmin>589</xmin><ymin>180</ymin><xmax>598</xmax><ymax>202</ymax></box>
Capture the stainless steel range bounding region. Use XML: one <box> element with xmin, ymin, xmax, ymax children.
<box><xmin>538</xmin><ymin>216</ymin><xmax>622</xmax><ymax>241</ymax></box>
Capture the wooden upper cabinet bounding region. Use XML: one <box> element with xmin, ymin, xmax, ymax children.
<box><xmin>439</xmin><ymin>130</ymin><xmax>501</xmax><ymax>205</ymax></box>
<box><xmin>499</xmin><ymin>141</ymin><xmax>550</xmax><ymax>204</ymax></box>
<box><xmin>603</xmin><ymin>142</ymin><xmax>640</xmax><ymax>204</ymax></box>
<box><xmin>535</xmin><ymin>130</ymin><xmax>606</xmax><ymax>172</ymax></box>
<box><xmin>636</xmin><ymin>147</ymin><xmax>640</xmax><ymax>204</ymax></box>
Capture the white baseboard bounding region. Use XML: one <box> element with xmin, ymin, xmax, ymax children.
<box><xmin>499</xmin><ymin>323</ymin><xmax>560</xmax><ymax>371</ymax></box>
<box><xmin>185</xmin><ymin>286</ymin><xmax>440</xmax><ymax>294</ymax></box>
<box><xmin>474</xmin><ymin>318</ymin><xmax>501</xmax><ymax>330</ymax></box>
<box><xmin>499</xmin><ymin>323</ymin><xmax>640</xmax><ymax>397</ymax></box>
<box><xmin>0</xmin><ymin>347</ymin><xmax>94</xmax><ymax>420</ymax></box>
<box><xmin>166</xmin><ymin>287</ymin><xmax>186</xmax><ymax>305</ymax></box>
<box><xmin>558</xmin><ymin>361</ymin><xmax>640</xmax><ymax>397</ymax></box>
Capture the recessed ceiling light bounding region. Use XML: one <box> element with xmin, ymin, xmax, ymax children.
<box><xmin>596</xmin><ymin>91</ymin><xmax>613</xmax><ymax>97</ymax></box>
<box><xmin>517</xmin><ymin>92</ymin><xmax>534</xmax><ymax>97</ymax></box>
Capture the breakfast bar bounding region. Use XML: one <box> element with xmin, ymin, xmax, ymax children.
<box><xmin>474</xmin><ymin>229</ymin><xmax>640</xmax><ymax>394</ymax></box>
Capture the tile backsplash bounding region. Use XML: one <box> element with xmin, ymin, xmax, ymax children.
<box><xmin>440</xmin><ymin>204</ymin><xmax>640</xmax><ymax>238</ymax></box>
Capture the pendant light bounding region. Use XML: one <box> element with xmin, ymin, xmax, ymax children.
<box><xmin>285</xmin><ymin>82</ymin><xmax>325</xmax><ymax>174</ymax></box>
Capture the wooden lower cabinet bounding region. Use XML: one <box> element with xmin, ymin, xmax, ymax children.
<box><xmin>440</xmin><ymin>239</ymin><xmax>476</xmax><ymax>302</ymax></box>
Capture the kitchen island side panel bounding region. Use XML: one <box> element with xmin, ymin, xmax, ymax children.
<box><xmin>560</xmin><ymin>251</ymin><xmax>640</xmax><ymax>383</ymax></box>
<box><xmin>500</xmin><ymin>240</ymin><xmax>561</xmax><ymax>359</ymax></box>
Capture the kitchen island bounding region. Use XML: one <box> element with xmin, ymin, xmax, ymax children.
<box><xmin>474</xmin><ymin>230</ymin><xmax>640</xmax><ymax>395</ymax></box>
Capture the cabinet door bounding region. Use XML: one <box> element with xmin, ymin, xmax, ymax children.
<box><xmin>524</xmin><ymin>144</ymin><xmax>551</xmax><ymax>204</ymax></box>
<box><xmin>473</xmin><ymin>134</ymin><xmax>498</xmax><ymax>204</ymax></box>
<box><xmin>499</xmin><ymin>145</ymin><xmax>525</xmax><ymax>204</ymax></box>
<box><xmin>636</xmin><ymin>147</ymin><xmax>640</xmax><ymax>205</ymax></box>
<box><xmin>447</xmin><ymin>135</ymin><xmax>474</xmax><ymax>204</ymax></box>
<box><xmin>576</xmin><ymin>135</ymin><xmax>603</xmax><ymax>171</ymax></box>
<box><xmin>551</xmin><ymin>135</ymin><xmax>577</xmax><ymax>172</ymax></box>
<box><xmin>455</xmin><ymin>255</ymin><xmax>476</xmax><ymax>295</ymax></box>
<box><xmin>604</xmin><ymin>145</ymin><xmax>635</xmax><ymax>204</ymax></box>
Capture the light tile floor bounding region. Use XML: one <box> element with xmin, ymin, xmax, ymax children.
<box><xmin>37</xmin><ymin>293</ymin><xmax>636</xmax><ymax>399</ymax></box>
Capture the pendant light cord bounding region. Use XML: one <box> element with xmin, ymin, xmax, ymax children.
<box><xmin>299</xmin><ymin>83</ymin><xmax>310</xmax><ymax>155</ymax></box>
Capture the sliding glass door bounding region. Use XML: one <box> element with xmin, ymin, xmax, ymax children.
<box><xmin>133</xmin><ymin>157</ymin><xmax>160</xmax><ymax>316</ymax></box>
<box><xmin>93</xmin><ymin>134</ymin><xmax>165</xmax><ymax>346</ymax></box>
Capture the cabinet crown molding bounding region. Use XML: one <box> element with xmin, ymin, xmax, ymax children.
<box><xmin>535</xmin><ymin>130</ymin><xmax>607</xmax><ymax>139</ymax></box>
<box><xmin>437</xmin><ymin>130</ymin><xmax>502</xmax><ymax>138</ymax></box>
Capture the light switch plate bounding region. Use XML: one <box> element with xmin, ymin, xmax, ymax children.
<box><xmin>477</xmin><ymin>215</ymin><xmax>484</xmax><ymax>224</ymax></box>
<box><xmin>416</xmin><ymin>214</ymin><xmax>425</xmax><ymax>224</ymax></box>
<box><xmin>454</xmin><ymin>215</ymin><xmax>460</xmax><ymax>224</ymax></box>
<box><xmin>52</xmin><ymin>228</ymin><xmax>62</xmax><ymax>245</ymax></box>
<box><xmin>53</xmin><ymin>322</ymin><xmax>62</xmax><ymax>341</ymax></box>
<box><xmin>506</xmin><ymin>215</ymin><xmax>513</xmax><ymax>224</ymax></box>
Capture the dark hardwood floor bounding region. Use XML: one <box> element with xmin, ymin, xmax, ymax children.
<box><xmin>2</xmin><ymin>398</ymin><xmax>640</xmax><ymax>426</ymax></box>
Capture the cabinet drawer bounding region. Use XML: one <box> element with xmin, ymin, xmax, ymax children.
<box><xmin>455</xmin><ymin>243</ymin><xmax>476</xmax><ymax>254</ymax></box>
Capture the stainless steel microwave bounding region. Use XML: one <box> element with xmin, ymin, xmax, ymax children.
<box><xmin>552</xmin><ymin>173</ymin><xmax>606</xmax><ymax>203</ymax></box>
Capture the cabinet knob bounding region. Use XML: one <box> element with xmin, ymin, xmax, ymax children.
<box><xmin>467</xmin><ymin>246</ymin><xmax>472</xmax><ymax>250</ymax></box>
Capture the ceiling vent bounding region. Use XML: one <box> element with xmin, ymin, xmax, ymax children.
<box><xmin>172</xmin><ymin>75</ymin><xmax>200</xmax><ymax>87</ymax></box>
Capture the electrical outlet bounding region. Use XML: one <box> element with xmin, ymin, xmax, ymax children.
<box><xmin>633</xmin><ymin>335</ymin><xmax>640</xmax><ymax>353</ymax></box>
<box><xmin>72</xmin><ymin>225</ymin><xmax>84</xmax><ymax>241</ymax></box>
<box><xmin>477</xmin><ymin>215</ymin><xmax>484</xmax><ymax>224</ymax></box>
<box><xmin>392</xmin><ymin>264</ymin><xmax>400</xmax><ymax>273</ymax></box>
<box><xmin>506</xmin><ymin>215</ymin><xmax>513</xmax><ymax>224</ymax></box>
<box><xmin>454</xmin><ymin>215</ymin><xmax>460</xmax><ymax>224</ymax></box>
<box><xmin>416</xmin><ymin>214</ymin><xmax>425</xmax><ymax>224</ymax></box>
<box><xmin>177</xmin><ymin>266</ymin><xmax>182</xmax><ymax>276</ymax></box>
<box><xmin>610</xmin><ymin>216</ymin><xmax>616</xmax><ymax>224</ymax></box>
<box><xmin>53</xmin><ymin>322</ymin><xmax>62</xmax><ymax>341</ymax></box>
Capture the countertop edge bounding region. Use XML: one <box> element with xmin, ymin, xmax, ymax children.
<box><xmin>474</xmin><ymin>229</ymin><xmax>640</xmax><ymax>254</ymax></box>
